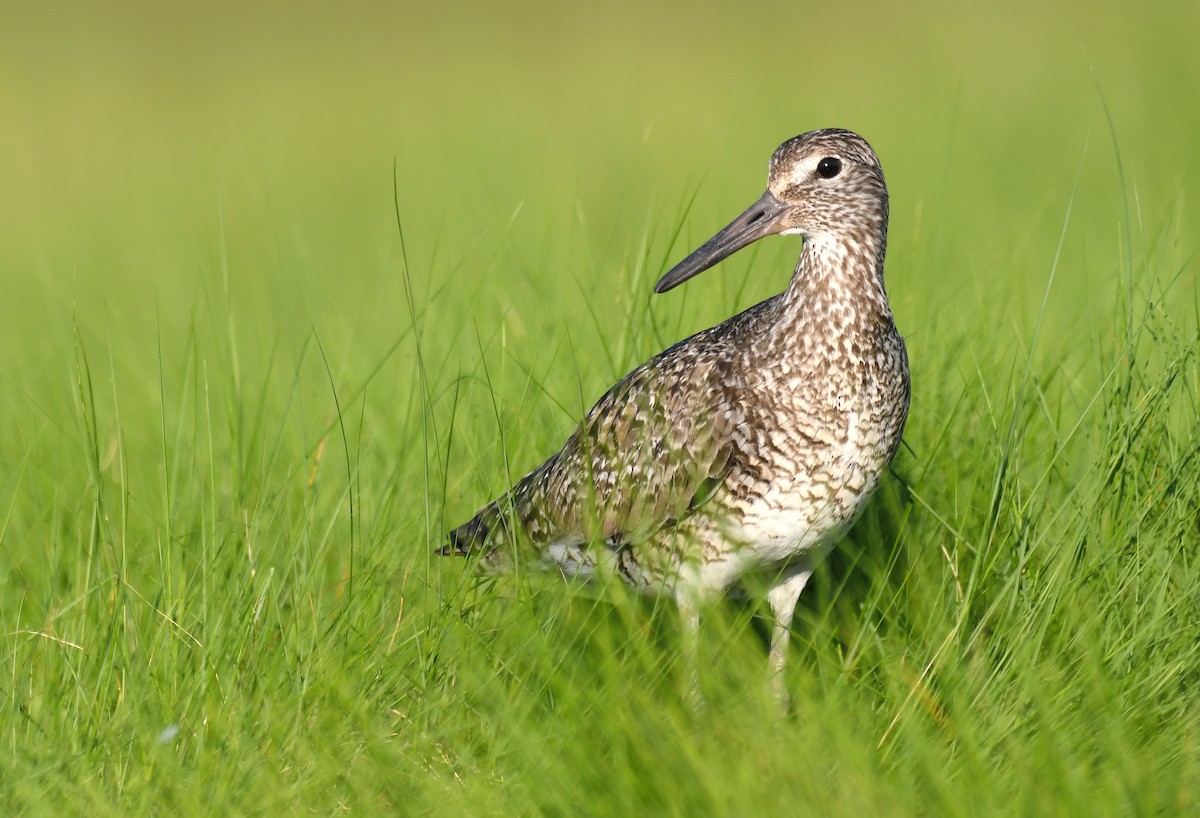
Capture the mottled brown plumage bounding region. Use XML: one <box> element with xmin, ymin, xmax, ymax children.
<box><xmin>446</xmin><ymin>129</ymin><xmax>909</xmax><ymax>702</ymax></box>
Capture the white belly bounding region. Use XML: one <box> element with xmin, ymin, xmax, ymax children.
<box><xmin>730</xmin><ymin>409</ymin><xmax>887</xmax><ymax>566</ymax></box>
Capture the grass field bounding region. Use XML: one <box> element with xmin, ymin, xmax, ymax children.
<box><xmin>2</xmin><ymin>1</ymin><xmax>1199</xmax><ymax>814</ymax></box>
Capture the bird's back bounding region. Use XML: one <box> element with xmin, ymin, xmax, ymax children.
<box><xmin>446</xmin><ymin>296</ymin><xmax>778</xmax><ymax>574</ymax></box>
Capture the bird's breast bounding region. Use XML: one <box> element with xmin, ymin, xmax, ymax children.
<box><xmin>717</xmin><ymin>332</ymin><xmax>909</xmax><ymax>564</ymax></box>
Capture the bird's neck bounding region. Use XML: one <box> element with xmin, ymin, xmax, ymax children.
<box><xmin>778</xmin><ymin>227</ymin><xmax>893</xmax><ymax>340</ymax></box>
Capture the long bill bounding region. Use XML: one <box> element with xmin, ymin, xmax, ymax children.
<box><xmin>654</xmin><ymin>190</ymin><xmax>788</xmax><ymax>294</ymax></box>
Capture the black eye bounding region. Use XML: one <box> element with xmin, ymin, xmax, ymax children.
<box><xmin>816</xmin><ymin>157</ymin><xmax>842</xmax><ymax>179</ymax></box>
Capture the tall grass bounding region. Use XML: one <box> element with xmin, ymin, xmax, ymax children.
<box><xmin>1</xmin><ymin>1</ymin><xmax>1198</xmax><ymax>814</ymax></box>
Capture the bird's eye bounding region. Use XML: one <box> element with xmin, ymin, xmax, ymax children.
<box><xmin>816</xmin><ymin>157</ymin><xmax>842</xmax><ymax>179</ymax></box>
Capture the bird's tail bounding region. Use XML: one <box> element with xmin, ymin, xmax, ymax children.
<box><xmin>442</xmin><ymin>500</ymin><xmax>512</xmax><ymax>557</ymax></box>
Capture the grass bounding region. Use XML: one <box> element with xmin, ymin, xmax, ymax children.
<box><xmin>2</xmin><ymin>0</ymin><xmax>1199</xmax><ymax>814</ymax></box>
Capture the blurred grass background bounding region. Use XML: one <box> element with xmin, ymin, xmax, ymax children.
<box><xmin>1</xmin><ymin>0</ymin><xmax>1198</xmax><ymax>814</ymax></box>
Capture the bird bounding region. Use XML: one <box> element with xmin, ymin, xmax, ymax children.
<box><xmin>444</xmin><ymin>128</ymin><xmax>909</xmax><ymax>705</ymax></box>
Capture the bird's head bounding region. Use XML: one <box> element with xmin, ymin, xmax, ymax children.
<box><xmin>654</xmin><ymin>129</ymin><xmax>888</xmax><ymax>294</ymax></box>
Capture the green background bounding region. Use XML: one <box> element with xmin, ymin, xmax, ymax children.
<box><xmin>2</xmin><ymin>1</ymin><xmax>1197</xmax><ymax>814</ymax></box>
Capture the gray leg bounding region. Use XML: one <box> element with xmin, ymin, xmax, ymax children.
<box><xmin>766</xmin><ymin>564</ymin><xmax>813</xmax><ymax>711</ymax></box>
<box><xmin>676</xmin><ymin>588</ymin><xmax>704</xmax><ymax>711</ymax></box>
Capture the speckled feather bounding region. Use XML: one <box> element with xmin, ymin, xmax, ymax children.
<box><xmin>447</xmin><ymin>129</ymin><xmax>909</xmax><ymax>618</ymax></box>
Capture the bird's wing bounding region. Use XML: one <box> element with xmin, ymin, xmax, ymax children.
<box><xmin>508</xmin><ymin>335</ymin><xmax>740</xmax><ymax>549</ymax></box>
<box><xmin>445</xmin><ymin>297</ymin><xmax>776</xmax><ymax>560</ymax></box>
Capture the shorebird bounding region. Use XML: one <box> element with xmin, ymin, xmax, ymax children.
<box><xmin>445</xmin><ymin>129</ymin><xmax>909</xmax><ymax>703</ymax></box>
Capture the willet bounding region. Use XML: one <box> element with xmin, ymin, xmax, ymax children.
<box><xmin>446</xmin><ymin>129</ymin><xmax>909</xmax><ymax>704</ymax></box>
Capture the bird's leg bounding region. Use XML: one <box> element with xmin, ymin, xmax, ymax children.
<box><xmin>766</xmin><ymin>564</ymin><xmax>813</xmax><ymax>713</ymax></box>
<box><xmin>675</xmin><ymin>587</ymin><xmax>704</xmax><ymax>712</ymax></box>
